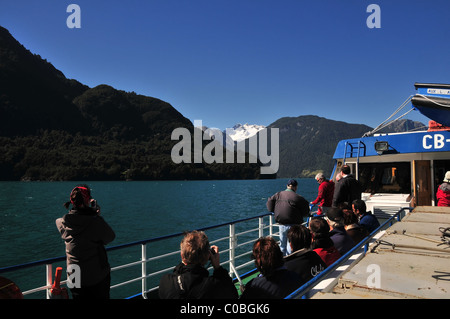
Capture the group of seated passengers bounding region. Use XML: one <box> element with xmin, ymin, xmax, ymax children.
<box><xmin>158</xmin><ymin>203</ymin><xmax>379</xmax><ymax>299</ymax></box>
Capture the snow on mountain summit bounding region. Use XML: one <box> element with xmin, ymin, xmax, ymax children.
<box><xmin>226</xmin><ymin>123</ymin><xmax>266</xmax><ymax>142</ymax></box>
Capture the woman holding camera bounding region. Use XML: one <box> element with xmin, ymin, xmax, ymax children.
<box><xmin>56</xmin><ymin>184</ymin><xmax>115</xmax><ymax>299</ymax></box>
<box><xmin>158</xmin><ymin>230</ymin><xmax>238</xmax><ymax>299</ymax></box>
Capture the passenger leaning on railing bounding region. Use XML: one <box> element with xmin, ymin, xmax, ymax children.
<box><xmin>56</xmin><ymin>184</ymin><xmax>116</xmax><ymax>299</ymax></box>
<box><xmin>158</xmin><ymin>230</ymin><xmax>238</xmax><ymax>299</ymax></box>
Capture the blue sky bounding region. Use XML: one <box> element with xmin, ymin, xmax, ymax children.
<box><xmin>1</xmin><ymin>1</ymin><xmax>449</xmax><ymax>130</ymax></box>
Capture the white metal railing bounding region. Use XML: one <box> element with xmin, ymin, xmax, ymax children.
<box><xmin>0</xmin><ymin>212</ymin><xmax>277</xmax><ymax>299</ymax></box>
<box><xmin>1</xmin><ymin>207</ymin><xmax>413</xmax><ymax>299</ymax></box>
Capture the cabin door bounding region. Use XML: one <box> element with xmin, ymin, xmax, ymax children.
<box><xmin>413</xmin><ymin>160</ymin><xmax>432</xmax><ymax>206</ymax></box>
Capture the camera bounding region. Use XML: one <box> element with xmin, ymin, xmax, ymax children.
<box><xmin>90</xmin><ymin>199</ymin><xmax>101</xmax><ymax>214</ymax></box>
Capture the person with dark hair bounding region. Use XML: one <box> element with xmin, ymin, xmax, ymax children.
<box><xmin>332</xmin><ymin>164</ymin><xmax>362</xmax><ymax>208</ymax></box>
<box><xmin>241</xmin><ymin>236</ymin><xmax>303</xmax><ymax>299</ymax></box>
<box><xmin>325</xmin><ymin>208</ymin><xmax>355</xmax><ymax>255</ymax></box>
<box><xmin>352</xmin><ymin>199</ymin><xmax>380</xmax><ymax>234</ymax></box>
<box><xmin>158</xmin><ymin>230</ymin><xmax>238</xmax><ymax>299</ymax></box>
<box><xmin>266</xmin><ymin>179</ymin><xmax>310</xmax><ymax>256</ymax></box>
<box><xmin>284</xmin><ymin>225</ymin><xmax>326</xmax><ymax>284</ymax></box>
<box><xmin>56</xmin><ymin>184</ymin><xmax>115</xmax><ymax>299</ymax></box>
<box><xmin>341</xmin><ymin>202</ymin><xmax>368</xmax><ymax>244</ymax></box>
<box><xmin>308</xmin><ymin>217</ymin><xmax>341</xmax><ymax>267</ymax></box>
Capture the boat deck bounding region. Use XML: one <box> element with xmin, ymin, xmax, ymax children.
<box><xmin>312</xmin><ymin>206</ymin><xmax>450</xmax><ymax>299</ymax></box>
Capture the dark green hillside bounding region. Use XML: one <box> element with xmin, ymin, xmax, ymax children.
<box><xmin>0</xmin><ymin>26</ymin><xmax>88</xmax><ymax>136</ymax></box>
<box><xmin>72</xmin><ymin>84</ymin><xmax>192</xmax><ymax>139</ymax></box>
<box><xmin>0</xmin><ymin>26</ymin><xmax>424</xmax><ymax>181</ymax></box>
<box><xmin>0</xmin><ymin>26</ymin><xmax>262</xmax><ymax>181</ymax></box>
<box><xmin>269</xmin><ymin>115</ymin><xmax>372</xmax><ymax>178</ymax></box>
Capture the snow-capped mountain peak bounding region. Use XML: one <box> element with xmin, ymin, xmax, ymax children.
<box><xmin>227</xmin><ymin>123</ymin><xmax>266</xmax><ymax>142</ymax></box>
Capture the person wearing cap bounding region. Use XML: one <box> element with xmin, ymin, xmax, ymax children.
<box><xmin>325</xmin><ymin>208</ymin><xmax>355</xmax><ymax>255</ymax></box>
<box><xmin>266</xmin><ymin>179</ymin><xmax>310</xmax><ymax>256</ymax></box>
<box><xmin>437</xmin><ymin>171</ymin><xmax>450</xmax><ymax>207</ymax></box>
<box><xmin>311</xmin><ymin>173</ymin><xmax>335</xmax><ymax>215</ymax></box>
<box><xmin>56</xmin><ymin>184</ymin><xmax>115</xmax><ymax>299</ymax></box>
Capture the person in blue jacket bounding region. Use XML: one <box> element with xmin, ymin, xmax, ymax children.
<box><xmin>352</xmin><ymin>199</ymin><xmax>380</xmax><ymax>234</ymax></box>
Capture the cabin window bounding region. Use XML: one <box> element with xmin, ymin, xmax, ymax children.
<box><xmin>359</xmin><ymin>162</ymin><xmax>411</xmax><ymax>194</ymax></box>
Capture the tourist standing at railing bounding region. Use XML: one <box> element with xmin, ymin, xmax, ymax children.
<box><xmin>436</xmin><ymin>171</ymin><xmax>450</xmax><ymax>207</ymax></box>
<box><xmin>56</xmin><ymin>184</ymin><xmax>115</xmax><ymax>299</ymax></box>
<box><xmin>266</xmin><ymin>179</ymin><xmax>310</xmax><ymax>256</ymax></box>
<box><xmin>311</xmin><ymin>173</ymin><xmax>335</xmax><ymax>215</ymax></box>
<box><xmin>158</xmin><ymin>230</ymin><xmax>238</xmax><ymax>299</ymax></box>
<box><xmin>240</xmin><ymin>236</ymin><xmax>303</xmax><ymax>299</ymax></box>
<box><xmin>332</xmin><ymin>165</ymin><xmax>362</xmax><ymax>208</ymax></box>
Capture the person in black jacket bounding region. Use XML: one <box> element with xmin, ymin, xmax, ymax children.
<box><xmin>332</xmin><ymin>165</ymin><xmax>362</xmax><ymax>208</ymax></box>
<box><xmin>284</xmin><ymin>225</ymin><xmax>326</xmax><ymax>284</ymax></box>
<box><xmin>158</xmin><ymin>230</ymin><xmax>238</xmax><ymax>299</ymax></box>
<box><xmin>266</xmin><ymin>179</ymin><xmax>310</xmax><ymax>255</ymax></box>
<box><xmin>56</xmin><ymin>184</ymin><xmax>115</xmax><ymax>299</ymax></box>
<box><xmin>325</xmin><ymin>208</ymin><xmax>355</xmax><ymax>255</ymax></box>
<box><xmin>241</xmin><ymin>237</ymin><xmax>303</xmax><ymax>299</ymax></box>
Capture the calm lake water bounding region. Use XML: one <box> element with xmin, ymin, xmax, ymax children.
<box><xmin>0</xmin><ymin>179</ymin><xmax>318</xmax><ymax>298</ymax></box>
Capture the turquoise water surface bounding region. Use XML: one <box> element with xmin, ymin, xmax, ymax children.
<box><xmin>0</xmin><ymin>179</ymin><xmax>318</xmax><ymax>298</ymax></box>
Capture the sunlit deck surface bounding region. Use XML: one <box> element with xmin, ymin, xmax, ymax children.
<box><xmin>312</xmin><ymin>206</ymin><xmax>450</xmax><ymax>299</ymax></box>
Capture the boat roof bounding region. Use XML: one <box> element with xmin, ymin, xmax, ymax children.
<box><xmin>333</xmin><ymin>129</ymin><xmax>450</xmax><ymax>159</ymax></box>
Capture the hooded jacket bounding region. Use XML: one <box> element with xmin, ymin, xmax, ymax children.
<box><xmin>240</xmin><ymin>267</ymin><xmax>303</xmax><ymax>299</ymax></box>
<box><xmin>56</xmin><ymin>207</ymin><xmax>115</xmax><ymax>287</ymax></box>
<box><xmin>158</xmin><ymin>263</ymin><xmax>238</xmax><ymax>299</ymax></box>
<box><xmin>437</xmin><ymin>182</ymin><xmax>450</xmax><ymax>207</ymax></box>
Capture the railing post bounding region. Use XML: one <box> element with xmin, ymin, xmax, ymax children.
<box><xmin>46</xmin><ymin>264</ymin><xmax>52</xmax><ymax>299</ymax></box>
<box><xmin>269</xmin><ymin>215</ymin><xmax>273</xmax><ymax>237</ymax></box>
<box><xmin>258</xmin><ymin>217</ymin><xmax>264</xmax><ymax>238</ymax></box>
<box><xmin>141</xmin><ymin>243</ymin><xmax>147</xmax><ymax>299</ymax></box>
<box><xmin>229</xmin><ymin>224</ymin><xmax>235</xmax><ymax>276</ymax></box>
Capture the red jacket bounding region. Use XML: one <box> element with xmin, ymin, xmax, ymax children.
<box><xmin>437</xmin><ymin>182</ymin><xmax>450</xmax><ymax>207</ymax></box>
<box><xmin>311</xmin><ymin>180</ymin><xmax>335</xmax><ymax>208</ymax></box>
<box><xmin>313</xmin><ymin>247</ymin><xmax>341</xmax><ymax>267</ymax></box>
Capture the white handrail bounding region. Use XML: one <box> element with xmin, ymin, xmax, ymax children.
<box><xmin>0</xmin><ymin>212</ymin><xmax>276</xmax><ymax>299</ymax></box>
